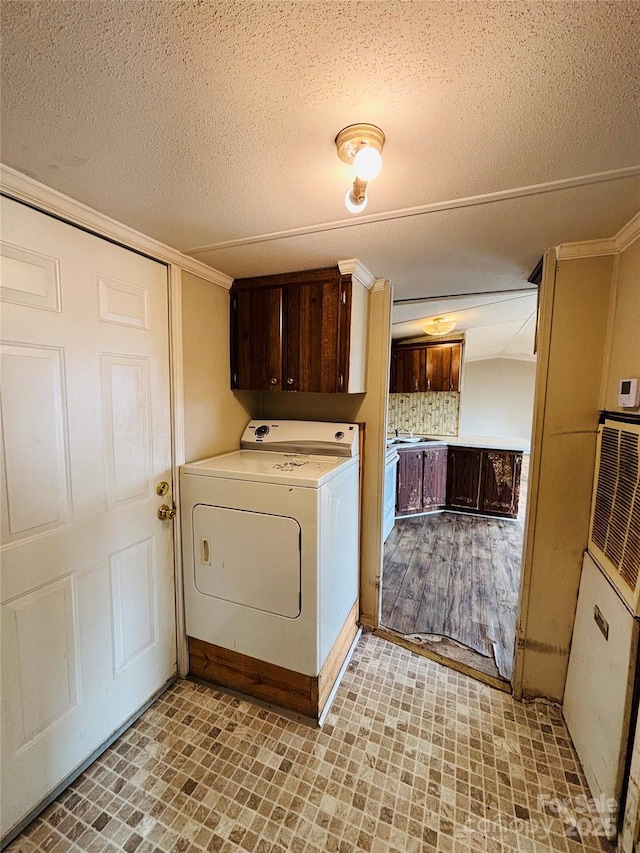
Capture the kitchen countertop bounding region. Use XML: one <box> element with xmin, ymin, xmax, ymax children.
<box><xmin>387</xmin><ymin>434</ymin><xmax>530</xmax><ymax>453</ymax></box>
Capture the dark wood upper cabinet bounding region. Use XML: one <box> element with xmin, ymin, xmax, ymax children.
<box><xmin>390</xmin><ymin>342</ymin><xmax>462</xmax><ymax>393</ymax></box>
<box><xmin>231</xmin><ymin>266</ymin><xmax>367</xmax><ymax>393</ymax></box>
<box><xmin>392</xmin><ymin>347</ymin><xmax>427</xmax><ymax>393</ymax></box>
<box><xmin>232</xmin><ymin>286</ymin><xmax>283</xmax><ymax>390</ymax></box>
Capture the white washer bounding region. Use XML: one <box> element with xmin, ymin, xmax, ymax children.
<box><xmin>181</xmin><ymin>420</ymin><xmax>360</xmax><ymax>677</ymax></box>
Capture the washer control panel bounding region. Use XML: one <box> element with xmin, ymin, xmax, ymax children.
<box><xmin>241</xmin><ymin>420</ymin><xmax>359</xmax><ymax>457</ymax></box>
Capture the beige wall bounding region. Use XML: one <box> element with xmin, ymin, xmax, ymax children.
<box><xmin>602</xmin><ymin>236</ymin><xmax>640</xmax><ymax>413</ymax></box>
<box><xmin>516</xmin><ymin>252</ymin><xmax>614</xmax><ymax>701</ymax></box>
<box><xmin>181</xmin><ymin>271</ymin><xmax>252</xmax><ymax>462</ymax></box>
<box><xmin>459</xmin><ymin>358</ymin><xmax>537</xmax><ymax>442</ymax></box>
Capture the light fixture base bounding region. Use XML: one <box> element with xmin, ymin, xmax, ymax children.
<box><xmin>335</xmin><ymin>123</ymin><xmax>385</xmax><ymax>165</ymax></box>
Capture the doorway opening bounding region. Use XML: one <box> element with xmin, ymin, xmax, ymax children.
<box><xmin>379</xmin><ymin>288</ymin><xmax>538</xmax><ymax>688</ymax></box>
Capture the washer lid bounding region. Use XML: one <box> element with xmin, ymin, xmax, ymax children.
<box><xmin>182</xmin><ymin>449</ymin><xmax>356</xmax><ymax>487</ymax></box>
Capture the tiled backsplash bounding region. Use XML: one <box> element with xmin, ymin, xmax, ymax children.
<box><xmin>388</xmin><ymin>391</ymin><xmax>460</xmax><ymax>435</ymax></box>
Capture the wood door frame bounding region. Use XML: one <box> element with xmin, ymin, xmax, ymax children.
<box><xmin>0</xmin><ymin>164</ymin><xmax>232</xmax><ymax>677</ymax></box>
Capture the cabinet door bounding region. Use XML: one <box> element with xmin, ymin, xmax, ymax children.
<box><xmin>396</xmin><ymin>449</ymin><xmax>424</xmax><ymax>513</ymax></box>
<box><xmin>480</xmin><ymin>451</ymin><xmax>522</xmax><ymax>517</ymax></box>
<box><xmin>231</xmin><ymin>287</ymin><xmax>283</xmax><ymax>390</ymax></box>
<box><xmin>426</xmin><ymin>344</ymin><xmax>462</xmax><ymax>391</ymax></box>
<box><xmin>425</xmin><ymin>346</ymin><xmax>445</xmax><ymax>391</ymax></box>
<box><xmin>285</xmin><ymin>278</ymin><xmax>348</xmax><ymax>392</ymax></box>
<box><xmin>449</xmin><ymin>344</ymin><xmax>461</xmax><ymax>391</ymax></box>
<box><xmin>390</xmin><ymin>346</ymin><xmax>426</xmax><ymax>393</ymax></box>
<box><xmin>422</xmin><ymin>446</ymin><xmax>448</xmax><ymax>508</ymax></box>
<box><xmin>447</xmin><ymin>447</ymin><xmax>482</xmax><ymax>509</ymax></box>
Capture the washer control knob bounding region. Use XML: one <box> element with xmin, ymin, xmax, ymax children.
<box><xmin>255</xmin><ymin>424</ymin><xmax>270</xmax><ymax>438</ymax></box>
<box><xmin>335</xmin><ymin>431</ymin><xmax>345</xmax><ymax>440</ymax></box>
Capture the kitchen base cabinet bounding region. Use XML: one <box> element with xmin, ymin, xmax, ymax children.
<box><xmin>447</xmin><ymin>447</ymin><xmax>483</xmax><ymax>511</ymax></box>
<box><xmin>395</xmin><ymin>442</ymin><xmax>523</xmax><ymax>520</ymax></box>
<box><xmin>396</xmin><ymin>445</ymin><xmax>448</xmax><ymax>515</ymax></box>
<box><xmin>422</xmin><ymin>446</ymin><xmax>448</xmax><ymax>509</ymax></box>
<box><xmin>396</xmin><ymin>448</ymin><xmax>424</xmax><ymax>514</ymax></box>
<box><xmin>446</xmin><ymin>446</ymin><xmax>522</xmax><ymax>519</ymax></box>
<box><xmin>481</xmin><ymin>451</ymin><xmax>522</xmax><ymax>517</ymax></box>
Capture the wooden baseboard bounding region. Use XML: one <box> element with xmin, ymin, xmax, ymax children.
<box><xmin>189</xmin><ymin>601</ymin><xmax>359</xmax><ymax>719</ymax></box>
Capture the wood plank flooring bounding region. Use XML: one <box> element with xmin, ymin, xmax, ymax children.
<box><xmin>382</xmin><ymin>478</ymin><xmax>526</xmax><ymax>682</ymax></box>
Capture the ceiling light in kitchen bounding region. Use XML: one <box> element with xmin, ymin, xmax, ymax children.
<box><xmin>422</xmin><ymin>317</ymin><xmax>457</xmax><ymax>336</ymax></box>
<box><xmin>335</xmin><ymin>123</ymin><xmax>385</xmax><ymax>214</ymax></box>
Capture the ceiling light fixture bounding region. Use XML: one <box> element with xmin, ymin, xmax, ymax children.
<box><xmin>422</xmin><ymin>317</ymin><xmax>457</xmax><ymax>336</ymax></box>
<box><xmin>335</xmin><ymin>123</ymin><xmax>385</xmax><ymax>214</ymax></box>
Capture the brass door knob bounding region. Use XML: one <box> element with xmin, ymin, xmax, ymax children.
<box><xmin>157</xmin><ymin>504</ymin><xmax>176</xmax><ymax>520</ymax></box>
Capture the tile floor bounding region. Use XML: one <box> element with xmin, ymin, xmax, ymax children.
<box><xmin>8</xmin><ymin>633</ymin><xmax>613</xmax><ymax>853</ymax></box>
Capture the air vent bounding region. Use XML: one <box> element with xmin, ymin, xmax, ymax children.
<box><xmin>589</xmin><ymin>416</ymin><xmax>640</xmax><ymax>614</ymax></box>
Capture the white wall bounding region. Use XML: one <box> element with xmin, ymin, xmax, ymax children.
<box><xmin>459</xmin><ymin>358</ymin><xmax>536</xmax><ymax>442</ymax></box>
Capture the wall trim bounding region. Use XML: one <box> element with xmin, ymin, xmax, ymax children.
<box><xmin>556</xmin><ymin>209</ymin><xmax>640</xmax><ymax>260</ymax></box>
<box><xmin>185</xmin><ymin>166</ymin><xmax>640</xmax><ymax>256</ymax></box>
<box><xmin>0</xmin><ymin>164</ymin><xmax>233</xmax><ymax>290</ymax></box>
<box><xmin>615</xmin><ymin>210</ymin><xmax>640</xmax><ymax>252</ymax></box>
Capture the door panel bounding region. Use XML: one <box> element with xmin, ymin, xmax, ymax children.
<box><xmin>231</xmin><ymin>286</ymin><xmax>282</xmax><ymax>390</ymax></box>
<box><xmin>0</xmin><ymin>197</ymin><xmax>176</xmax><ymax>839</ymax></box>
<box><xmin>193</xmin><ymin>505</ymin><xmax>301</xmax><ymax>618</ymax></box>
<box><xmin>286</xmin><ymin>278</ymin><xmax>344</xmax><ymax>392</ymax></box>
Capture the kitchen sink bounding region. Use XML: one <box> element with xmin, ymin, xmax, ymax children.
<box><xmin>386</xmin><ymin>436</ymin><xmax>438</xmax><ymax>445</ymax></box>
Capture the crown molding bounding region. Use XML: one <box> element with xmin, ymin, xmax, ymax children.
<box><xmin>337</xmin><ymin>258</ymin><xmax>376</xmax><ymax>291</ymax></box>
<box><xmin>556</xmin><ymin>209</ymin><xmax>640</xmax><ymax>260</ymax></box>
<box><xmin>372</xmin><ymin>278</ymin><xmax>388</xmax><ymax>293</ymax></box>
<box><xmin>615</xmin><ymin>210</ymin><xmax>640</xmax><ymax>252</ymax></box>
<box><xmin>556</xmin><ymin>237</ymin><xmax>618</xmax><ymax>260</ymax></box>
<box><xmin>0</xmin><ymin>165</ymin><xmax>233</xmax><ymax>289</ymax></box>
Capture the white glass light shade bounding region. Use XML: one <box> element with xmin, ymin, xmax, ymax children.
<box><xmin>422</xmin><ymin>319</ymin><xmax>457</xmax><ymax>336</ymax></box>
<box><xmin>353</xmin><ymin>146</ymin><xmax>382</xmax><ymax>181</ymax></box>
<box><xmin>345</xmin><ymin>187</ymin><xmax>368</xmax><ymax>213</ymax></box>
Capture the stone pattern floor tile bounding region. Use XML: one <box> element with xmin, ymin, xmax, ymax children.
<box><xmin>7</xmin><ymin>633</ymin><xmax>614</xmax><ymax>852</ymax></box>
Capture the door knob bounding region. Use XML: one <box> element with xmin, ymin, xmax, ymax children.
<box><xmin>157</xmin><ymin>503</ymin><xmax>176</xmax><ymax>520</ymax></box>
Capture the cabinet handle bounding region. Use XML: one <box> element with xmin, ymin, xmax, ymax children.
<box><xmin>427</xmin><ymin>378</ymin><xmax>431</xmax><ymax>390</ymax></box>
<box><xmin>414</xmin><ymin>380</ymin><xmax>418</xmax><ymax>391</ymax></box>
<box><xmin>287</xmin><ymin>377</ymin><xmax>294</xmax><ymax>385</ymax></box>
<box><xmin>338</xmin><ymin>374</ymin><xmax>344</xmax><ymax>390</ymax></box>
<box><xmin>270</xmin><ymin>377</ymin><xmax>278</xmax><ymax>385</ymax></box>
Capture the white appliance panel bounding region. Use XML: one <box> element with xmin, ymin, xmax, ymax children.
<box><xmin>318</xmin><ymin>464</ymin><xmax>360</xmax><ymax>664</ymax></box>
<box><xmin>182</xmin><ymin>450</ymin><xmax>353</xmax><ymax>487</ymax></box>
<box><xmin>564</xmin><ymin>551</ymin><xmax>639</xmax><ymax>829</ymax></box>
<box><xmin>193</xmin><ymin>505</ymin><xmax>301</xmax><ymax>618</ymax></box>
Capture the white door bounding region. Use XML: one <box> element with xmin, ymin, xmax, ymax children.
<box><xmin>0</xmin><ymin>197</ymin><xmax>177</xmax><ymax>839</ymax></box>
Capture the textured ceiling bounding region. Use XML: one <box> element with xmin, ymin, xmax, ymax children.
<box><xmin>2</xmin><ymin>1</ymin><xmax>639</xmax><ymax>342</ymax></box>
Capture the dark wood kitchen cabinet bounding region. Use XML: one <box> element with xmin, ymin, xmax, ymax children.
<box><xmin>390</xmin><ymin>342</ymin><xmax>462</xmax><ymax>393</ymax></box>
<box><xmin>230</xmin><ymin>265</ymin><xmax>369</xmax><ymax>393</ymax></box>
<box><xmin>480</xmin><ymin>451</ymin><xmax>522</xmax><ymax>517</ymax></box>
<box><xmin>422</xmin><ymin>446</ymin><xmax>448</xmax><ymax>509</ymax></box>
<box><xmin>396</xmin><ymin>445</ymin><xmax>447</xmax><ymax>515</ymax></box>
<box><xmin>396</xmin><ymin>448</ymin><xmax>424</xmax><ymax>513</ymax></box>
<box><xmin>446</xmin><ymin>446</ymin><xmax>522</xmax><ymax>518</ymax></box>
